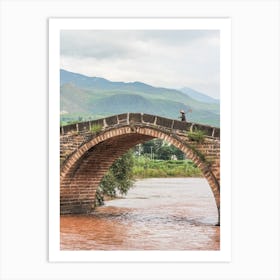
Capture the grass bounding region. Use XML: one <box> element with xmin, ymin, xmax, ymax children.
<box><xmin>133</xmin><ymin>156</ymin><xmax>202</xmax><ymax>178</ymax></box>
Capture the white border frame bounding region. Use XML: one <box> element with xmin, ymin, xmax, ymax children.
<box><xmin>1</xmin><ymin>1</ymin><xmax>279</xmax><ymax>278</ymax></box>
<box><xmin>49</xmin><ymin>18</ymin><xmax>231</xmax><ymax>262</ymax></box>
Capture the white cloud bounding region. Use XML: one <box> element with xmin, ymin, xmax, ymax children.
<box><xmin>60</xmin><ymin>30</ymin><xmax>220</xmax><ymax>98</ymax></box>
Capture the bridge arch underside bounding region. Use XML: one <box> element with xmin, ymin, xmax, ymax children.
<box><xmin>60</xmin><ymin>126</ymin><xmax>220</xmax><ymax>221</ymax></box>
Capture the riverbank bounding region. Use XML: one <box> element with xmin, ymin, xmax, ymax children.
<box><xmin>132</xmin><ymin>157</ymin><xmax>202</xmax><ymax>178</ymax></box>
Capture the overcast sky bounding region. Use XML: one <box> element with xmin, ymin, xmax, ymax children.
<box><xmin>60</xmin><ymin>30</ymin><xmax>220</xmax><ymax>99</ymax></box>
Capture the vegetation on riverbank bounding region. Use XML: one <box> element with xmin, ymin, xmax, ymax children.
<box><xmin>95</xmin><ymin>139</ymin><xmax>202</xmax><ymax>205</ymax></box>
<box><xmin>133</xmin><ymin>156</ymin><xmax>202</xmax><ymax>178</ymax></box>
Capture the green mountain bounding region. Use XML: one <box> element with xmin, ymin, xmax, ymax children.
<box><xmin>60</xmin><ymin>69</ymin><xmax>220</xmax><ymax>127</ymax></box>
<box><xmin>180</xmin><ymin>87</ymin><xmax>219</xmax><ymax>104</ymax></box>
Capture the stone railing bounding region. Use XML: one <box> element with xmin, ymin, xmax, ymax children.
<box><xmin>60</xmin><ymin>113</ymin><xmax>220</xmax><ymax>138</ymax></box>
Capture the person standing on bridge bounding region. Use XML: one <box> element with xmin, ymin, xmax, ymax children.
<box><xmin>179</xmin><ymin>109</ymin><xmax>186</xmax><ymax>122</ymax></box>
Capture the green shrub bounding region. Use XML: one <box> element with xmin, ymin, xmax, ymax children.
<box><xmin>187</xmin><ymin>130</ymin><xmax>206</xmax><ymax>143</ymax></box>
<box><xmin>95</xmin><ymin>150</ymin><xmax>134</xmax><ymax>206</ymax></box>
<box><xmin>90</xmin><ymin>124</ymin><xmax>102</xmax><ymax>133</ymax></box>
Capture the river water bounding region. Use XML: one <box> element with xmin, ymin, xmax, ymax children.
<box><xmin>60</xmin><ymin>178</ymin><xmax>220</xmax><ymax>250</ymax></box>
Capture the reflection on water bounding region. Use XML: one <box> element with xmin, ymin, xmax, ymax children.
<box><xmin>60</xmin><ymin>178</ymin><xmax>220</xmax><ymax>250</ymax></box>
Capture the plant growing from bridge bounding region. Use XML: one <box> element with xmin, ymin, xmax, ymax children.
<box><xmin>187</xmin><ymin>129</ymin><xmax>206</xmax><ymax>143</ymax></box>
<box><xmin>90</xmin><ymin>124</ymin><xmax>102</xmax><ymax>134</ymax></box>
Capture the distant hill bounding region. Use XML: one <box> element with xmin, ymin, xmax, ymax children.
<box><xmin>180</xmin><ymin>87</ymin><xmax>219</xmax><ymax>104</ymax></box>
<box><xmin>60</xmin><ymin>69</ymin><xmax>220</xmax><ymax>127</ymax></box>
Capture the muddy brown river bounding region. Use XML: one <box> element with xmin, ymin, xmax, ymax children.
<box><xmin>60</xmin><ymin>178</ymin><xmax>220</xmax><ymax>250</ymax></box>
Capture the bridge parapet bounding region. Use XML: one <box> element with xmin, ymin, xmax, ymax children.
<box><xmin>60</xmin><ymin>113</ymin><xmax>220</xmax><ymax>138</ymax></box>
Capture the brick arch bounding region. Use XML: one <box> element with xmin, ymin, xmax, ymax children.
<box><xmin>60</xmin><ymin>125</ymin><xmax>220</xmax><ymax>224</ymax></box>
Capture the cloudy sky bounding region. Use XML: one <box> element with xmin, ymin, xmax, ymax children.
<box><xmin>60</xmin><ymin>30</ymin><xmax>220</xmax><ymax>99</ymax></box>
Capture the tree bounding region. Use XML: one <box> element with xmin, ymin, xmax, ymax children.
<box><xmin>139</xmin><ymin>139</ymin><xmax>185</xmax><ymax>160</ymax></box>
<box><xmin>157</xmin><ymin>144</ymin><xmax>174</xmax><ymax>160</ymax></box>
<box><xmin>95</xmin><ymin>150</ymin><xmax>134</xmax><ymax>206</ymax></box>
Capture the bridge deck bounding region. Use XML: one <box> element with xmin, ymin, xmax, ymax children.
<box><xmin>60</xmin><ymin>113</ymin><xmax>220</xmax><ymax>138</ymax></box>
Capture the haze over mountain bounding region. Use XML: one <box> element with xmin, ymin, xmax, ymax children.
<box><xmin>60</xmin><ymin>69</ymin><xmax>220</xmax><ymax>127</ymax></box>
<box><xmin>180</xmin><ymin>87</ymin><xmax>219</xmax><ymax>104</ymax></box>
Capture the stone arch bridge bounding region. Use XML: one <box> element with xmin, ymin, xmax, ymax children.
<box><xmin>60</xmin><ymin>113</ymin><xmax>220</xmax><ymax>223</ymax></box>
